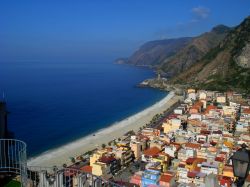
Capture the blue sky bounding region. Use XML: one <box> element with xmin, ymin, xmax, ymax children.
<box><xmin>0</xmin><ymin>0</ymin><xmax>250</xmax><ymax>62</ymax></box>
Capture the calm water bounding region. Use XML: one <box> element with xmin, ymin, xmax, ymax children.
<box><xmin>0</xmin><ymin>61</ymin><xmax>166</xmax><ymax>156</ymax></box>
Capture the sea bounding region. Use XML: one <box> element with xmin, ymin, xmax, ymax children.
<box><xmin>0</xmin><ymin>61</ymin><xmax>167</xmax><ymax>157</ymax></box>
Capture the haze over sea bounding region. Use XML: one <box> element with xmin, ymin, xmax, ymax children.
<box><xmin>0</xmin><ymin>61</ymin><xmax>166</xmax><ymax>157</ymax></box>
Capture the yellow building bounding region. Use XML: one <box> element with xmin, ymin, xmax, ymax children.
<box><xmin>222</xmin><ymin>166</ymin><xmax>234</xmax><ymax>178</ymax></box>
<box><xmin>185</xmin><ymin>158</ymin><xmax>206</xmax><ymax>171</ymax></box>
<box><xmin>216</xmin><ymin>96</ymin><xmax>226</xmax><ymax>103</ymax></box>
<box><xmin>222</xmin><ymin>106</ymin><xmax>236</xmax><ymax>117</ymax></box>
<box><xmin>91</xmin><ymin>162</ymin><xmax>110</xmax><ymax>177</ymax></box>
<box><xmin>90</xmin><ymin>149</ymin><xmax>107</xmax><ymax>166</ymax></box>
<box><xmin>187</xmin><ymin>88</ymin><xmax>196</xmax><ymax>94</ymax></box>
<box><xmin>162</xmin><ymin>119</ymin><xmax>181</xmax><ymax>134</ymax></box>
<box><xmin>152</xmin><ymin>154</ymin><xmax>170</xmax><ymax>172</ymax></box>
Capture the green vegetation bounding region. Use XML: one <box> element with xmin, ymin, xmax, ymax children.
<box><xmin>4</xmin><ymin>180</ymin><xmax>21</xmax><ymax>187</ymax></box>
<box><xmin>202</xmin><ymin>46</ymin><xmax>224</xmax><ymax>63</ymax></box>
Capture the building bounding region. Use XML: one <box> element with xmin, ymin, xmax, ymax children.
<box><xmin>0</xmin><ymin>101</ymin><xmax>8</xmax><ymax>138</ymax></box>
<box><xmin>200</xmin><ymin>161</ymin><xmax>219</xmax><ymax>175</ymax></box>
<box><xmin>115</xmin><ymin>147</ymin><xmax>134</xmax><ymax>167</ymax></box>
<box><xmin>159</xmin><ymin>173</ymin><xmax>176</xmax><ymax>187</ymax></box>
<box><xmin>162</xmin><ymin>118</ymin><xmax>181</xmax><ymax>134</ymax></box>
<box><xmin>216</xmin><ymin>96</ymin><xmax>226</xmax><ymax>104</ymax></box>
<box><xmin>130</xmin><ymin>171</ymin><xmax>142</xmax><ymax>186</ymax></box>
<box><xmin>141</xmin><ymin>169</ymin><xmax>161</xmax><ymax>187</ymax></box>
<box><xmin>130</xmin><ymin>139</ymin><xmax>146</xmax><ymax>160</ymax></box>
<box><xmin>90</xmin><ymin>149</ymin><xmax>107</xmax><ymax>166</ymax></box>
<box><xmin>91</xmin><ymin>155</ymin><xmax>121</xmax><ymax>178</ymax></box>
<box><xmin>199</xmin><ymin>91</ymin><xmax>207</xmax><ymax>100</ymax></box>
<box><xmin>142</xmin><ymin>146</ymin><xmax>161</xmax><ymax>162</ymax></box>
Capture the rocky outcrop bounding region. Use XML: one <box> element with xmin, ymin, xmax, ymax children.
<box><xmin>235</xmin><ymin>43</ymin><xmax>250</xmax><ymax>68</ymax></box>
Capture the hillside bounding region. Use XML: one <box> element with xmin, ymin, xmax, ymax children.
<box><xmin>171</xmin><ymin>16</ymin><xmax>250</xmax><ymax>93</ymax></box>
<box><xmin>160</xmin><ymin>25</ymin><xmax>231</xmax><ymax>76</ymax></box>
<box><xmin>116</xmin><ymin>37</ymin><xmax>192</xmax><ymax>67</ymax></box>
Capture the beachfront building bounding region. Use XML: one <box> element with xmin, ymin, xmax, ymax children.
<box><xmin>141</xmin><ymin>128</ymin><xmax>160</xmax><ymax>139</ymax></box>
<box><xmin>91</xmin><ymin>155</ymin><xmax>121</xmax><ymax>179</ymax></box>
<box><xmin>90</xmin><ymin>149</ymin><xmax>107</xmax><ymax>166</ymax></box>
<box><xmin>115</xmin><ymin>147</ymin><xmax>134</xmax><ymax>168</ymax></box>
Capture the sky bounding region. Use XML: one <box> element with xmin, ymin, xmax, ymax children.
<box><xmin>0</xmin><ymin>0</ymin><xmax>250</xmax><ymax>62</ymax></box>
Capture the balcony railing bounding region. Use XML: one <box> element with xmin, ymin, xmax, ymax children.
<box><xmin>0</xmin><ymin>139</ymin><xmax>27</xmax><ymax>186</ymax></box>
<box><xmin>0</xmin><ymin>139</ymin><xmax>123</xmax><ymax>187</ymax></box>
<box><xmin>26</xmin><ymin>166</ymin><xmax>122</xmax><ymax>187</ymax></box>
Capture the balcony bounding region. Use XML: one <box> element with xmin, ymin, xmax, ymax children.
<box><xmin>0</xmin><ymin>139</ymin><xmax>123</xmax><ymax>187</ymax></box>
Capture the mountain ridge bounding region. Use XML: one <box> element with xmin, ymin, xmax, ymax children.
<box><xmin>116</xmin><ymin>24</ymin><xmax>231</xmax><ymax>77</ymax></box>
<box><xmin>171</xmin><ymin>16</ymin><xmax>250</xmax><ymax>93</ymax></box>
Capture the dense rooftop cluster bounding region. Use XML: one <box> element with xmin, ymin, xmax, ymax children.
<box><xmin>69</xmin><ymin>89</ymin><xmax>250</xmax><ymax>187</ymax></box>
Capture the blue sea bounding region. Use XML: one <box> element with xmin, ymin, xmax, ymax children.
<box><xmin>0</xmin><ymin>61</ymin><xmax>167</xmax><ymax>156</ymax></box>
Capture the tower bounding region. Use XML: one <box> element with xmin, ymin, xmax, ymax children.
<box><xmin>0</xmin><ymin>101</ymin><xmax>8</xmax><ymax>139</ymax></box>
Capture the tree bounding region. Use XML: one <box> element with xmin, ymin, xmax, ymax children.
<box><xmin>101</xmin><ymin>144</ymin><xmax>106</xmax><ymax>149</ymax></box>
<box><xmin>70</xmin><ymin>157</ymin><xmax>76</xmax><ymax>163</ymax></box>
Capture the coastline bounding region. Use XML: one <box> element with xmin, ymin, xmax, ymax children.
<box><xmin>28</xmin><ymin>91</ymin><xmax>179</xmax><ymax>167</ymax></box>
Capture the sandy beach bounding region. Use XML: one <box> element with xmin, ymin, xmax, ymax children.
<box><xmin>28</xmin><ymin>91</ymin><xmax>180</xmax><ymax>167</ymax></box>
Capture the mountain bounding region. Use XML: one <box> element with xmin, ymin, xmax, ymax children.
<box><xmin>171</xmin><ymin>16</ymin><xmax>250</xmax><ymax>93</ymax></box>
<box><xmin>116</xmin><ymin>25</ymin><xmax>231</xmax><ymax>77</ymax></box>
<box><xmin>160</xmin><ymin>25</ymin><xmax>231</xmax><ymax>76</ymax></box>
<box><xmin>116</xmin><ymin>37</ymin><xmax>192</xmax><ymax>67</ymax></box>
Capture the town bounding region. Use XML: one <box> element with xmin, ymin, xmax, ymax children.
<box><xmin>61</xmin><ymin>89</ymin><xmax>250</xmax><ymax>187</ymax></box>
<box><xmin>1</xmin><ymin>89</ymin><xmax>250</xmax><ymax>187</ymax></box>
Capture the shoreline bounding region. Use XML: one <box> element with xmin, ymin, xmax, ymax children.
<box><xmin>28</xmin><ymin>91</ymin><xmax>179</xmax><ymax>167</ymax></box>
